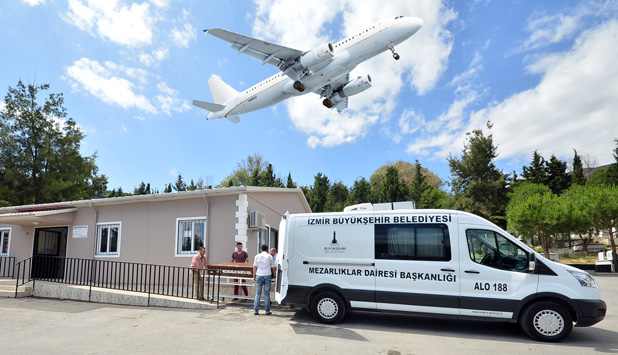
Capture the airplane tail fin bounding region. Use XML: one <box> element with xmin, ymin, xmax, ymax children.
<box><xmin>208</xmin><ymin>74</ymin><xmax>239</xmax><ymax>104</ymax></box>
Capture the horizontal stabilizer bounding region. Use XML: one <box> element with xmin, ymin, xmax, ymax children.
<box><xmin>226</xmin><ymin>116</ymin><xmax>240</xmax><ymax>123</ymax></box>
<box><xmin>193</xmin><ymin>100</ymin><xmax>225</xmax><ymax>112</ymax></box>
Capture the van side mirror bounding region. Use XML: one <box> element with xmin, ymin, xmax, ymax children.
<box><xmin>528</xmin><ymin>253</ymin><xmax>536</xmax><ymax>273</ymax></box>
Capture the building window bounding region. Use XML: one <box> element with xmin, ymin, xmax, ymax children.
<box><xmin>176</xmin><ymin>217</ymin><xmax>206</xmax><ymax>256</ymax></box>
<box><xmin>1</xmin><ymin>228</ymin><xmax>10</xmax><ymax>256</ymax></box>
<box><xmin>96</xmin><ymin>222</ymin><xmax>121</xmax><ymax>257</ymax></box>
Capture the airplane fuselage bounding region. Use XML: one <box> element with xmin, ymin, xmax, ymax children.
<box><xmin>206</xmin><ymin>16</ymin><xmax>423</xmax><ymax>119</ymax></box>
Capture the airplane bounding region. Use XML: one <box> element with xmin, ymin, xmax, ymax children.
<box><xmin>193</xmin><ymin>16</ymin><xmax>423</xmax><ymax>123</ymax></box>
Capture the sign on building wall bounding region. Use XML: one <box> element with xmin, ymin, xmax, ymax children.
<box><xmin>72</xmin><ymin>225</ymin><xmax>88</xmax><ymax>239</ymax></box>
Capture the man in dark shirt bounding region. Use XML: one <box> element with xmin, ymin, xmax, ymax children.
<box><xmin>231</xmin><ymin>242</ymin><xmax>249</xmax><ymax>300</ymax></box>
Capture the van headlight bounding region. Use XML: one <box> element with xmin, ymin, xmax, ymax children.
<box><xmin>568</xmin><ymin>270</ymin><xmax>599</xmax><ymax>288</ymax></box>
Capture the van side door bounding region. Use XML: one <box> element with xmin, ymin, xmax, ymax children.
<box><xmin>374</xmin><ymin>215</ymin><xmax>460</xmax><ymax>315</ymax></box>
<box><xmin>459</xmin><ymin>227</ymin><xmax>539</xmax><ymax>319</ymax></box>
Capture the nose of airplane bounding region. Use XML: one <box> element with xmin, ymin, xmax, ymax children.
<box><xmin>405</xmin><ymin>17</ymin><xmax>423</xmax><ymax>35</ymax></box>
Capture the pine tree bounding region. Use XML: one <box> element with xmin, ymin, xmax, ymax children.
<box><xmin>348</xmin><ymin>177</ymin><xmax>371</xmax><ymax>205</ymax></box>
<box><xmin>522</xmin><ymin>150</ymin><xmax>547</xmax><ymax>184</ymax></box>
<box><xmin>0</xmin><ymin>80</ymin><xmax>107</xmax><ymax>205</ymax></box>
<box><xmin>307</xmin><ymin>173</ymin><xmax>330</xmax><ymax>212</ymax></box>
<box><xmin>286</xmin><ymin>172</ymin><xmax>297</xmax><ymax>188</ymax></box>
<box><xmin>571</xmin><ymin>149</ymin><xmax>586</xmax><ymax>185</ymax></box>
<box><xmin>174</xmin><ymin>174</ymin><xmax>187</xmax><ymax>191</ymax></box>
<box><xmin>546</xmin><ymin>155</ymin><xmax>571</xmax><ymax>195</ymax></box>
<box><xmin>447</xmin><ymin>122</ymin><xmax>509</xmax><ymax>228</ymax></box>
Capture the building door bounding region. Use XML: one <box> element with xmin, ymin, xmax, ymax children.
<box><xmin>32</xmin><ymin>227</ymin><xmax>68</xmax><ymax>279</ymax></box>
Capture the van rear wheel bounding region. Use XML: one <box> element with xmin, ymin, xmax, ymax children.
<box><xmin>520</xmin><ymin>301</ymin><xmax>573</xmax><ymax>342</ymax></box>
<box><xmin>312</xmin><ymin>292</ymin><xmax>345</xmax><ymax>324</ymax></box>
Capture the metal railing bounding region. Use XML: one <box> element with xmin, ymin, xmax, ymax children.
<box><xmin>0</xmin><ymin>256</ymin><xmax>15</xmax><ymax>278</ymax></box>
<box><xmin>13</xmin><ymin>255</ymin><xmax>221</xmax><ymax>306</ymax></box>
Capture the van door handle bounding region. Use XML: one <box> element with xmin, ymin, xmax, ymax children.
<box><xmin>465</xmin><ymin>270</ymin><xmax>480</xmax><ymax>274</ymax></box>
<box><xmin>441</xmin><ymin>268</ymin><xmax>455</xmax><ymax>272</ymax></box>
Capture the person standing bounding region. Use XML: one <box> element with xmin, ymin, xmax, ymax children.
<box><xmin>253</xmin><ymin>244</ymin><xmax>276</xmax><ymax>315</ymax></box>
<box><xmin>231</xmin><ymin>242</ymin><xmax>249</xmax><ymax>301</ymax></box>
<box><xmin>190</xmin><ymin>246</ymin><xmax>207</xmax><ymax>300</ymax></box>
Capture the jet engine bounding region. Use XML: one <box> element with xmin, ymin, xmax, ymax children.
<box><xmin>299</xmin><ymin>43</ymin><xmax>335</xmax><ymax>69</ymax></box>
<box><xmin>339</xmin><ymin>75</ymin><xmax>372</xmax><ymax>97</ymax></box>
<box><xmin>323</xmin><ymin>75</ymin><xmax>373</xmax><ymax>109</ymax></box>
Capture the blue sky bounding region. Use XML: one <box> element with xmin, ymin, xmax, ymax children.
<box><xmin>1</xmin><ymin>0</ymin><xmax>617</xmax><ymax>192</ymax></box>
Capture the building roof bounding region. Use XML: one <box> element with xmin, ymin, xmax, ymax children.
<box><xmin>0</xmin><ymin>186</ymin><xmax>310</xmax><ymax>216</ymax></box>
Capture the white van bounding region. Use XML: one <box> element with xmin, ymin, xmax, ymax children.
<box><xmin>274</xmin><ymin>208</ymin><xmax>606</xmax><ymax>342</ymax></box>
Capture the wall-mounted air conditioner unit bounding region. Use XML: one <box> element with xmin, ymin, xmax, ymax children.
<box><xmin>249</xmin><ymin>210</ymin><xmax>266</xmax><ymax>229</ymax></box>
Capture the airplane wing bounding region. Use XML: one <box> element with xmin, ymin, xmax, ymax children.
<box><xmin>205</xmin><ymin>28</ymin><xmax>303</xmax><ymax>68</ymax></box>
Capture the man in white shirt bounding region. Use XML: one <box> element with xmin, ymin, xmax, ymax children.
<box><xmin>253</xmin><ymin>244</ymin><xmax>276</xmax><ymax>315</ymax></box>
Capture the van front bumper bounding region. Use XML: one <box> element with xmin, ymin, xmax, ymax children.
<box><xmin>574</xmin><ymin>299</ymin><xmax>607</xmax><ymax>327</ymax></box>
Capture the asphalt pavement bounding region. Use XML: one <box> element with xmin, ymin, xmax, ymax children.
<box><xmin>1</xmin><ymin>275</ymin><xmax>616</xmax><ymax>354</ymax></box>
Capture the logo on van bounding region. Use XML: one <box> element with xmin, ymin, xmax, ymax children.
<box><xmin>324</xmin><ymin>231</ymin><xmax>346</xmax><ymax>254</ymax></box>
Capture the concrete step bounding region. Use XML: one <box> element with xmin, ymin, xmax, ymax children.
<box><xmin>0</xmin><ymin>278</ymin><xmax>17</xmax><ymax>286</ymax></box>
<box><xmin>0</xmin><ymin>283</ymin><xmax>32</xmax><ymax>298</ymax></box>
<box><xmin>32</xmin><ymin>281</ymin><xmax>218</xmax><ymax>310</ymax></box>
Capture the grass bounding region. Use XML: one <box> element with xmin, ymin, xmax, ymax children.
<box><xmin>558</xmin><ymin>253</ymin><xmax>598</xmax><ymax>264</ymax></box>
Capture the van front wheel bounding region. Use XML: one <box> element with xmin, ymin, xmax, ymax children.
<box><xmin>520</xmin><ymin>301</ymin><xmax>573</xmax><ymax>342</ymax></box>
<box><xmin>312</xmin><ymin>292</ymin><xmax>345</xmax><ymax>324</ymax></box>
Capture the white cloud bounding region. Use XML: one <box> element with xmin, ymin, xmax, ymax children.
<box><xmin>405</xmin><ymin>20</ymin><xmax>618</xmax><ymax>166</ymax></box>
<box><xmin>171</xmin><ymin>23</ymin><xmax>196</xmax><ymax>47</ymax></box>
<box><xmin>515</xmin><ymin>0</ymin><xmax>618</xmax><ymax>53</ymax></box>
<box><xmin>251</xmin><ymin>0</ymin><xmax>455</xmax><ymax>148</ymax></box>
<box><xmin>64</xmin><ymin>0</ymin><xmax>155</xmax><ymax>47</ymax></box>
<box><xmin>64</xmin><ymin>57</ymin><xmax>157</xmax><ymax>113</ymax></box>
<box><xmin>21</xmin><ymin>0</ymin><xmax>46</xmax><ymax>6</ymax></box>
<box><xmin>139</xmin><ymin>47</ymin><xmax>169</xmax><ymax>66</ymax></box>
<box><xmin>156</xmin><ymin>82</ymin><xmax>192</xmax><ymax>115</ymax></box>
<box><xmin>518</xmin><ymin>13</ymin><xmax>579</xmax><ymax>52</ymax></box>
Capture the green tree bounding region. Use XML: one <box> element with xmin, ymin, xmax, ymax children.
<box><xmin>561</xmin><ymin>185</ymin><xmax>595</xmax><ymax>251</ymax></box>
<box><xmin>371</xmin><ymin>165</ymin><xmax>408</xmax><ymax>203</ymax></box>
<box><xmin>133</xmin><ymin>182</ymin><xmax>150</xmax><ymax>195</ymax></box>
<box><xmin>164</xmin><ymin>184</ymin><xmax>172</xmax><ymax>193</ymax></box>
<box><xmin>173</xmin><ymin>174</ymin><xmax>187</xmax><ymax>192</ymax></box>
<box><xmin>286</xmin><ymin>172</ymin><xmax>297</xmax><ymax>188</ymax></box>
<box><xmin>0</xmin><ymin>80</ymin><xmax>107</xmax><ymax>205</ymax></box>
<box><xmin>447</xmin><ymin>123</ymin><xmax>509</xmax><ymax>228</ymax></box>
<box><xmin>607</xmin><ymin>138</ymin><xmax>618</xmax><ymax>185</ymax></box>
<box><xmin>418</xmin><ymin>187</ymin><xmax>450</xmax><ymax>209</ymax></box>
<box><xmin>259</xmin><ymin>163</ymin><xmax>282</xmax><ymax>187</ymax></box>
<box><xmin>522</xmin><ymin>150</ymin><xmax>547</xmax><ymax>184</ymax></box>
<box><xmin>546</xmin><ymin>155</ymin><xmax>571</xmax><ymax>195</ymax></box>
<box><xmin>587</xmin><ymin>167</ymin><xmax>614</xmax><ymax>186</ymax></box>
<box><xmin>586</xmin><ymin>185</ymin><xmax>618</xmax><ymax>272</ymax></box>
<box><xmin>306</xmin><ymin>172</ymin><xmax>330</xmax><ymax>212</ymax></box>
<box><xmin>219</xmin><ymin>154</ymin><xmax>267</xmax><ymax>187</ymax></box>
<box><xmin>571</xmin><ymin>149</ymin><xmax>586</xmax><ymax>186</ymax></box>
<box><xmin>187</xmin><ymin>179</ymin><xmax>198</xmax><ymax>191</ymax></box>
<box><xmin>325</xmin><ymin>181</ymin><xmax>349</xmax><ymax>212</ymax></box>
<box><xmin>348</xmin><ymin>177</ymin><xmax>371</xmax><ymax>205</ymax></box>
<box><xmin>409</xmin><ymin>160</ymin><xmax>436</xmax><ymax>208</ymax></box>
<box><xmin>506</xmin><ymin>183</ymin><xmax>561</xmax><ymax>258</ymax></box>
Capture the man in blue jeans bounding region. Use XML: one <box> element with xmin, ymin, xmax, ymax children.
<box><xmin>252</xmin><ymin>244</ymin><xmax>276</xmax><ymax>315</ymax></box>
